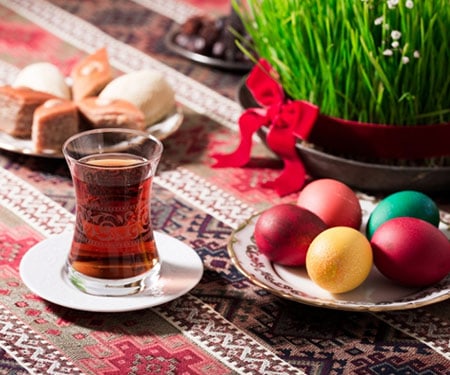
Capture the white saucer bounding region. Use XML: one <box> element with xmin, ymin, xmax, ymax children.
<box><xmin>20</xmin><ymin>231</ymin><xmax>203</xmax><ymax>312</ymax></box>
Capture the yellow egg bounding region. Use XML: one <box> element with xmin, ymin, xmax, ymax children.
<box><xmin>306</xmin><ymin>227</ymin><xmax>373</xmax><ymax>293</ymax></box>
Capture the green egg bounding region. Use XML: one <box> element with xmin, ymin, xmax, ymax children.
<box><xmin>366</xmin><ymin>190</ymin><xmax>440</xmax><ymax>239</ymax></box>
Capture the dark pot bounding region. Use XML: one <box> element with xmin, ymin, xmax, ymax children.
<box><xmin>238</xmin><ymin>81</ymin><xmax>450</xmax><ymax>195</ymax></box>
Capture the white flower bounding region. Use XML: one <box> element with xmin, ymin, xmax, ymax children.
<box><xmin>374</xmin><ymin>16</ymin><xmax>384</xmax><ymax>25</ymax></box>
<box><xmin>406</xmin><ymin>0</ymin><xmax>414</xmax><ymax>8</ymax></box>
<box><xmin>391</xmin><ymin>30</ymin><xmax>402</xmax><ymax>40</ymax></box>
<box><xmin>387</xmin><ymin>0</ymin><xmax>399</xmax><ymax>9</ymax></box>
<box><xmin>402</xmin><ymin>56</ymin><xmax>410</xmax><ymax>64</ymax></box>
<box><xmin>383</xmin><ymin>49</ymin><xmax>394</xmax><ymax>56</ymax></box>
<box><xmin>391</xmin><ymin>41</ymin><xmax>399</xmax><ymax>48</ymax></box>
<box><xmin>413</xmin><ymin>50</ymin><xmax>420</xmax><ymax>58</ymax></box>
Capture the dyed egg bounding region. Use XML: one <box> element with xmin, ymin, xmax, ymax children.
<box><xmin>297</xmin><ymin>179</ymin><xmax>362</xmax><ymax>229</ymax></box>
<box><xmin>371</xmin><ymin>217</ymin><xmax>450</xmax><ymax>287</ymax></box>
<box><xmin>366</xmin><ymin>190</ymin><xmax>440</xmax><ymax>239</ymax></box>
<box><xmin>254</xmin><ymin>204</ymin><xmax>327</xmax><ymax>266</ymax></box>
<box><xmin>306</xmin><ymin>226</ymin><xmax>373</xmax><ymax>293</ymax></box>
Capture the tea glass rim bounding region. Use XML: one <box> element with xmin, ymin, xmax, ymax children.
<box><xmin>62</xmin><ymin>127</ymin><xmax>164</xmax><ymax>164</ymax></box>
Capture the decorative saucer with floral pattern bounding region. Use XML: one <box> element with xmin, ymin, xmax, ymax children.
<box><xmin>228</xmin><ymin>197</ymin><xmax>450</xmax><ymax>311</ymax></box>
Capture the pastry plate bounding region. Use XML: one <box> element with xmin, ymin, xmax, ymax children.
<box><xmin>20</xmin><ymin>230</ymin><xmax>203</xmax><ymax>312</ymax></box>
<box><xmin>0</xmin><ymin>105</ymin><xmax>183</xmax><ymax>159</ymax></box>
<box><xmin>165</xmin><ymin>25</ymin><xmax>253</xmax><ymax>72</ymax></box>
<box><xmin>228</xmin><ymin>199</ymin><xmax>450</xmax><ymax>312</ymax></box>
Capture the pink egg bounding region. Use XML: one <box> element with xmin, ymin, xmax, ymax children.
<box><xmin>371</xmin><ymin>217</ymin><xmax>450</xmax><ymax>287</ymax></box>
<box><xmin>297</xmin><ymin>179</ymin><xmax>362</xmax><ymax>229</ymax></box>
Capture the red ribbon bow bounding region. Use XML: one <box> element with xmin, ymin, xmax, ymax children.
<box><xmin>212</xmin><ymin>59</ymin><xmax>319</xmax><ymax>196</ymax></box>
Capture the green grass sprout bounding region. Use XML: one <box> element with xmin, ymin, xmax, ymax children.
<box><xmin>233</xmin><ymin>0</ymin><xmax>449</xmax><ymax>126</ymax></box>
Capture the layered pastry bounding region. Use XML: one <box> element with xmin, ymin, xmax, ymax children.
<box><xmin>71</xmin><ymin>48</ymin><xmax>113</xmax><ymax>102</ymax></box>
<box><xmin>13</xmin><ymin>62</ymin><xmax>71</xmax><ymax>99</ymax></box>
<box><xmin>0</xmin><ymin>86</ymin><xmax>56</xmax><ymax>138</ymax></box>
<box><xmin>98</xmin><ymin>70</ymin><xmax>176</xmax><ymax>126</ymax></box>
<box><xmin>32</xmin><ymin>99</ymin><xmax>79</xmax><ymax>153</ymax></box>
<box><xmin>77</xmin><ymin>97</ymin><xmax>146</xmax><ymax>130</ymax></box>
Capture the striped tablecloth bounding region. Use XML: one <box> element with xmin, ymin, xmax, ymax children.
<box><xmin>0</xmin><ymin>1</ymin><xmax>449</xmax><ymax>374</ymax></box>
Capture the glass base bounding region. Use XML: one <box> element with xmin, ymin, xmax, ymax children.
<box><xmin>64</xmin><ymin>261</ymin><xmax>161</xmax><ymax>297</ymax></box>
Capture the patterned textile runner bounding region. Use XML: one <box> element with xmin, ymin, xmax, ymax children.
<box><xmin>0</xmin><ymin>167</ymin><xmax>300</xmax><ymax>374</ymax></box>
<box><xmin>0</xmin><ymin>1</ymin><xmax>449</xmax><ymax>374</ymax></box>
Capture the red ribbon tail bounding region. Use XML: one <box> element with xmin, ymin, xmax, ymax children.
<box><xmin>212</xmin><ymin>60</ymin><xmax>315</xmax><ymax>196</ymax></box>
<box><xmin>262</xmin><ymin>157</ymin><xmax>306</xmax><ymax>196</ymax></box>
<box><xmin>211</xmin><ymin>109</ymin><xmax>266</xmax><ymax>168</ymax></box>
<box><xmin>261</xmin><ymin>125</ymin><xmax>307</xmax><ymax>196</ymax></box>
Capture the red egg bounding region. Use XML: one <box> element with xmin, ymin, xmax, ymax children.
<box><xmin>297</xmin><ymin>179</ymin><xmax>362</xmax><ymax>229</ymax></box>
<box><xmin>254</xmin><ymin>204</ymin><xmax>327</xmax><ymax>266</ymax></box>
<box><xmin>371</xmin><ymin>217</ymin><xmax>450</xmax><ymax>287</ymax></box>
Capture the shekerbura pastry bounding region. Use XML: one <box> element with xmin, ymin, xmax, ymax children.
<box><xmin>13</xmin><ymin>62</ymin><xmax>71</xmax><ymax>99</ymax></box>
<box><xmin>99</xmin><ymin>69</ymin><xmax>176</xmax><ymax>126</ymax></box>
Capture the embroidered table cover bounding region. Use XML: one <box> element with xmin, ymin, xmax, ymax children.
<box><xmin>0</xmin><ymin>1</ymin><xmax>449</xmax><ymax>374</ymax></box>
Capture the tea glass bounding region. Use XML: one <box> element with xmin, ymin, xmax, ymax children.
<box><xmin>62</xmin><ymin>128</ymin><xmax>163</xmax><ymax>296</ymax></box>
